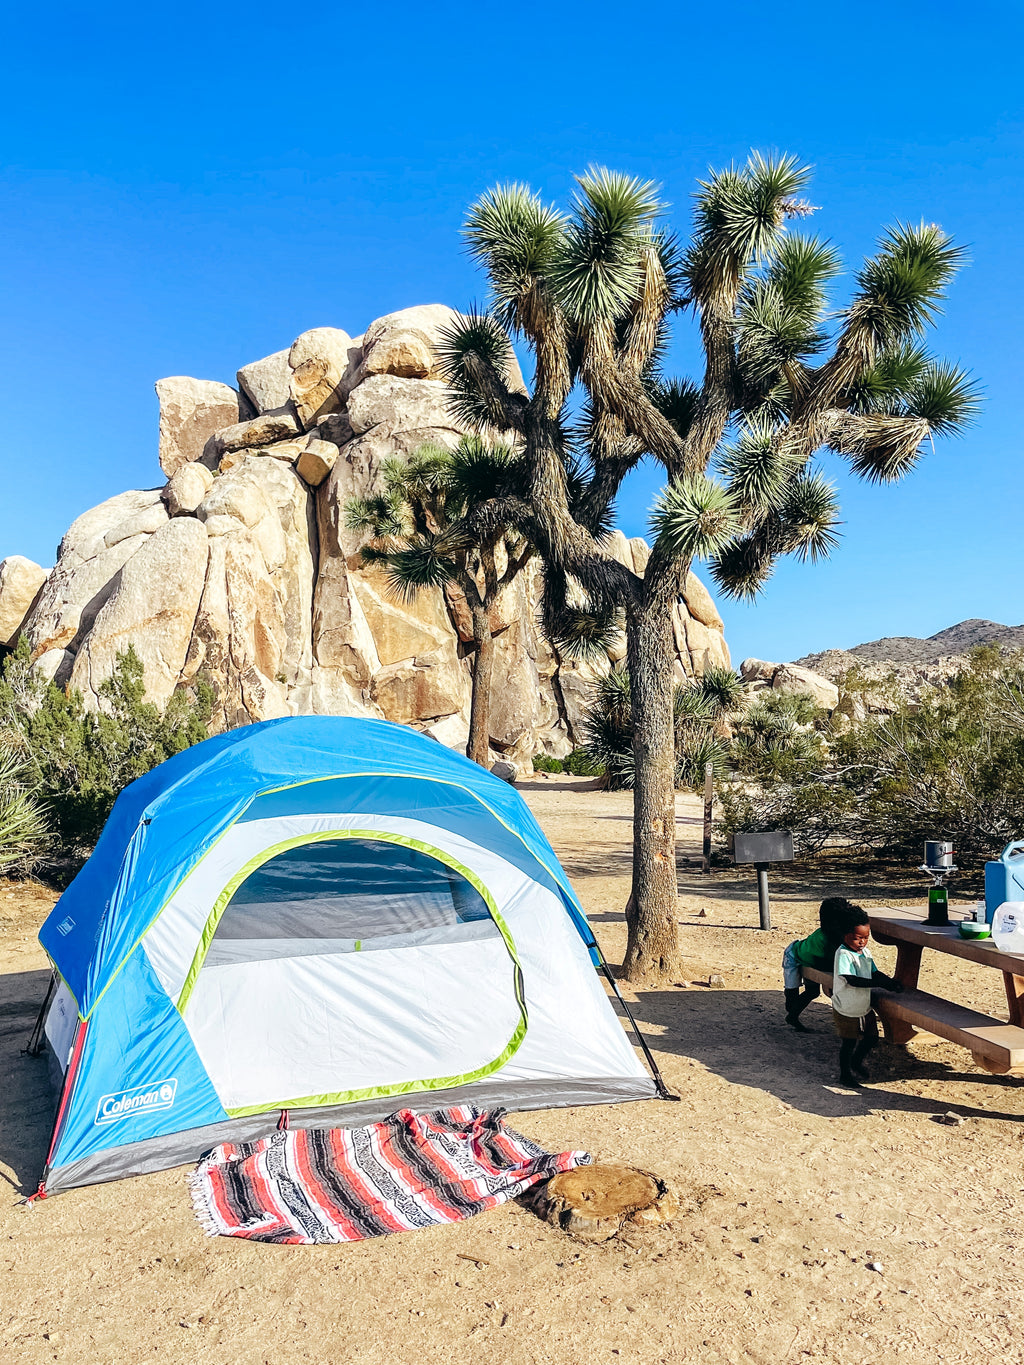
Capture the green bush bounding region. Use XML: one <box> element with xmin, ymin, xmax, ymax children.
<box><xmin>532</xmin><ymin>754</ymin><xmax>564</xmax><ymax>773</ymax></box>
<box><xmin>730</xmin><ymin>691</ymin><xmax>827</xmax><ymax>782</ymax></box>
<box><xmin>0</xmin><ymin>639</ymin><xmax>212</xmax><ymax>853</ymax></box>
<box><xmin>564</xmin><ymin>747</ymin><xmax>605</xmax><ymax>777</ymax></box>
<box><xmin>721</xmin><ymin>646</ymin><xmax>1024</xmax><ymax>866</ymax></box>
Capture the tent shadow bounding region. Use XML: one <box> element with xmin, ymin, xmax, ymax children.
<box><xmin>633</xmin><ymin>986</ymin><xmax>1024</xmax><ymax>1124</ymax></box>
<box><xmin>0</xmin><ymin>968</ymin><xmax>54</xmax><ymax>1194</ymax></box>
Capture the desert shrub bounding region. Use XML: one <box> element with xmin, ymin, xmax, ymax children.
<box><xmin>719</xmin><ymin>774</ymin><xmax>857</xmax><ymax>856</ymax></box>
<box><xmin>0</xmin><ymin>639</ymin><xmax>212</xmax><ymax>853</ymax></box>
<box><xmin>697</xmin><ymin>664</ymin><xmax>747</xmax><ymax>714</ymax></box>
<box><xmin>721</xmin><ymin>646</ymin><xmax>1024</xmax><ymax>866</ymax></box>
<box><xmin>836</xmin><ymin>660</ymin><xmax>905</xmax><ymax>714</ymax></box>
<box><xmin>579</xmin><ymin>668</ymin><xmax>737</xmax><ymax>791</ymax></box>
<box><xmin>0</xmin><ymin>742</ymin><xmax>48</xmax><ymax>874</ymax></box>
<box><xmin>532</xmin><ymin>753</ymin><xmax>564</xmax><ymax>773</ymax></box>
<box><xmin>563</xmin><ymin>747</ymin><xmax>606</xmax><ymax>777</ymax></box>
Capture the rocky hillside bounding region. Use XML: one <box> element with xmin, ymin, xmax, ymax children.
<box><xmin>797</xmin><ymin>619</ymin><xmax>1024</xmax><ymax>668</ymax></box>
<box><xmin>0</xmin><ymin>305</ymin><xmax>730</xmax><ymax>768</ymax></box>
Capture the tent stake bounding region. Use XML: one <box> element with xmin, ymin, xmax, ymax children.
<box><xmin>597</xmin><ymin>962</ymin><xmax>679</xmax><ymax>1101</ymax></box>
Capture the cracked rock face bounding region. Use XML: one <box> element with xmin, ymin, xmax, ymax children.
<box><xmin>15</xmin><ymin>303</ymin><xmax>731</xmax><ymax>765</ymax></box>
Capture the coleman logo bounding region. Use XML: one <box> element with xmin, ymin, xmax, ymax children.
<box><xmin>94</xmin><ymin>1079</ymin><xmax>177</xmax><ymax>1126</ymax></box>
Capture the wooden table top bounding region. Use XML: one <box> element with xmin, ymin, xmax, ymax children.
<box><xmin>870</xmin><ymin>908</ymin><xmax>1024</xmax><ymax>976</ymax></box>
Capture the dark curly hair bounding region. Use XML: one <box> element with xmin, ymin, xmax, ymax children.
<box><xmin>819</xmin><ymin>896</ymin><xmax>868</xmax><ymax>944</ymax></box>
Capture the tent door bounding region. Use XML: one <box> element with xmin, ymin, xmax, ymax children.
<box><xmin>178</xmin><ymin>833</ymin><xmax>526</xmax><ymax>1115</ymax></box>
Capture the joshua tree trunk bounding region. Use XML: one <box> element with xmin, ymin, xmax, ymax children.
<box><xmin>623</xmin><ymin>592</ymin><xmax>680</xmax><ymax>982</ymax></box>
<box><xmin>468</xmin><ymin>603</ymin><xmax>494</xmax><ymax>767</ymax></box>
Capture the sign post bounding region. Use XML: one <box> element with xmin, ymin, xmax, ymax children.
<box><xmin>732</xmin><ymin>831</ymin><xmax>795</xmax><ymax>931</ymax></box>
<box><xmin>702</xmin><ymin>761</ymin><xmax>714</xmax><ymax>875</ymax></box>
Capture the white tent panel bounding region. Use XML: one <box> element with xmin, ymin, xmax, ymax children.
<box><xmin>492</xmin><ymin>890</ymin><xmax>645</xmax><ymax>1082</ymax></box>
<box><xmin>43</xmin><ymin>979</ymin><xmax>78</xmax><ymax>1074</ymax></box>
<box><xmin>143</xmin><ymin>812</ymin><xmax>533</xmax><ymax>1003</ymax></box>
<box><xmin>140</xmin><ymin>807</ymin><xmax>650</xmax><ymax>1118</ymax></box>
<box><xmin>475</xmin><ymin>873</ymin><xmax>649</xmax><ymax>1086</ymax></box>
<box><xmin>182</xmin><ymin>935</ymin><xmax>523</xmax><ymax>1111</ymax></box>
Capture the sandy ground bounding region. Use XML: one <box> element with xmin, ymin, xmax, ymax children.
<box><xmin>3</xmin><ymin>777</ymin><xmax>1023</xmax><ymax>1364</ymax></box>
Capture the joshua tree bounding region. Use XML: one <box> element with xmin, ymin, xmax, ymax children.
<box><xmin>345</xmin><ymin>438</ymin><xmax>533</xmax><ymax>766</ymax></box>
<box><xmin>437</xmin><ymin>155</ymin><xmax>979</xmax><ymax>981</ymax></box>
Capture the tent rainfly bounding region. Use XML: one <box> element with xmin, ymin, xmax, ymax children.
<box><xmin>32</xmin><ymin>717</ymin><xmax>663</xmax><ymax>1196</ymax></box>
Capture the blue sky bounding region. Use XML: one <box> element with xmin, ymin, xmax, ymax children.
<box><xmin>0</xmin><ymin>0</ymin><xmax>1020</xmax><ymax>664</ymax></box>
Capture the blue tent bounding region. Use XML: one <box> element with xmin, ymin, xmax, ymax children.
<box><xmin>36</xmin><ymin>717</ymin><xmax>657</xmax><ymax>1194</ymax></box>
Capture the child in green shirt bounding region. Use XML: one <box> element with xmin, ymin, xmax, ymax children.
<box><xmin>782</xmin><ymin>896</ymin><xmax>858</xmax><ymax>1031</ymax></box>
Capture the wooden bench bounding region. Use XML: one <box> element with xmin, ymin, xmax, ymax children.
<box><xmin>798</xmin><ymin>965</ymin><xmax>1024</xmax><ymax>1075</ymax></box>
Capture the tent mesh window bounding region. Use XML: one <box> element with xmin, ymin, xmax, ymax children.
<box><xmin>204</xmin><ymin>838</ymin><xmax>499</xmax><ymax>967</ymax></box>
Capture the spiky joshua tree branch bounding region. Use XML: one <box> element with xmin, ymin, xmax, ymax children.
<box><xmin>437</xmin><ymin>154</ymin><xmax>979</xmax><ymax>982</ymax></box>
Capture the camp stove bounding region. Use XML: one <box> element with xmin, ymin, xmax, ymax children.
<box><xmin>919</xmin><ymin>840</ymin><xmax>957</xmax><ymax>926</ymax></box>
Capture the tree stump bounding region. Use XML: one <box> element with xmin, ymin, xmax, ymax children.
<box><xmin>521</xmin><ymin>1164</ymin><xmax>678</xmax><ymax>1241</ymax></box>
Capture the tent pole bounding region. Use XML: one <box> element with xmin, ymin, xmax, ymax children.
<box><xmin>25</xmin><ymin>969</ymin><xmax>56</xmax><ymax>1057</ymax></box>
<box><xmin>597</xmin><ymin>961</ymin><xmax>679</xmax><ymax>1101</ymax></box>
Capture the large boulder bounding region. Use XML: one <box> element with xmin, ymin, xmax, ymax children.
<box><xmin>356</xmin><ymin>305</ymin><xmax>456</xmax><ymax>382</ymax></box>
<box><xmin>102</xmin><ymin>500</ymin><xmax>169</xmax><ymax>548</ymax></box>
<box><xmin>556</xmin><ymin>655</ymin><xmax>611</xmax><ymax>734</ymax></box>
<box><xmin>311</xmin><ymin>434</ymin><xmax>386</xmax><ymax>710</ymax></box>
<box><xmin>288</xmin><ymin>327</ymin><xmax>359</xmax><ymax>429</ymax></box>
<box><xmin>69</xmin><ymin>519</ymin><xmax>210</xmax><ymax>708</ymax></box>
<box><xmin>683</xmin><ymin>571</ymin><xmax>724</xmax><ymax>631</ymax></box>
<box><xmin>211</xmin><ymin>409</ymin><xmax>301</xmax><ymax>459</ymax></box>
<box><xmin>601</xmin><ymin>529</ymin><xmax>636</xmax><ymax>571</ymax></box>
<box><xmin>354</xmin><ymin>304</ymin><xmax>527</xmax><ymax>393</ymax></box>
<box><xmin>23</xmin><ymin>488</ymin><xmax>166</xmax><ymax>667</ymax></box>
<box><xmin>487</xmin><ymin>614</ymin><xmax>549</xmax><ymax>760</ymax></box>
<box><xmin>237</xmin><ymin>349</ymin><xmax>292</xmax><ymax>415</ymax></box>
<box><xmin>0</xmin><ymin>556</ymin><xmax>47</xmax><ymax>648</ymax></box>
<box><xmin>772</xmin><ymin>662</ymin><xmax>840</xmax><ymax>711</ymax></box>
<box><xmin>369</xmin><ymin>651</ymin><xmax>469</xmax><ymax>726</ymax></box>
<box><xmin>347</xmin><ymin>375</ymin><xmax>455</xmax><ymax>437</ymax></box>
<box><xmin>155</xmin><ymin>378</ymin><xmax>241</xmax><ymax>476</ymax></box>
<box><xmin>350</xmin><ymin>562</ymin><xmax>456</xmax><ymax>667</ymax></box>
<box><xmin>163</xmin><ymin>462</ymin><xmax>214</xmax><ymax>517</ymax></box>
<box><xmin>184</xmin><ymin>457</ymin><xmax>317</xmax><ymax>728</ymax></box>
<box><xmin>629</xmin><ymin>538</ymin><xmax>651</xmax><ymax>576</ymax></box>
<box><xmin>296</xmin><ymin>438</ymin><xmax>339</xmax><ymax>488</ymax></box>
<box><xmin>314</xmin><ymin>424</ymin><xmax>460</xmax><ymax>565</ymax></box>
<box><xmin>740</xmin><ymin>657</ymin><xmax>778</xmax><ymax>683</ymax></box>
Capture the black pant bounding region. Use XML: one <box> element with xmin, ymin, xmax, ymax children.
<box><xmin>839</xmin><ymin>1012</ymin><xmax>879</xmax><ymax>1080</ymax></box>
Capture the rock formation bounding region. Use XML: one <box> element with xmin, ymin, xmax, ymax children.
<box><xmin>0</xmin><ymin>556</ymin><xmax>46</xmax><ymax>648</ymax></box>
<box><xmin>739</xmin><ymin>657</ymin><xmax>840</xmax><ymax>712</ymax></box>
<box><xmin>2</xmin><ymin>304</ymin><xmax>731</xmax><ymax>768</ymax></box>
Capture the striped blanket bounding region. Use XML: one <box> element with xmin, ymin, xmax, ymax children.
<box><xmin>188</xmin><ymin>1106</ymin><xmax>591</xmax><ymax>1244</ymax></box>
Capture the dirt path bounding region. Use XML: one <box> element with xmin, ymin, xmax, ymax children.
<box><xmin>2</xmin><ymin>779</ymin><xmax>1022</xmax><ymax>1364</ymax></box>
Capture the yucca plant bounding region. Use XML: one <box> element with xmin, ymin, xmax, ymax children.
<box><xmin>730</xmin><ymin>692</ymin><xmax>827</xmax><ymax>779</ymax></box>
<box><xmin>437</xmin><ymin>155</ymin><xmax>979</xmax><ymax>981</ymax></box>
<box><xmin>346</xmin><ymin>437</ymin><xmax>534</xmax><ymax>766</ymax></box>
<box><xmin>0</xmin><ymin>742</ymin><xmax>47</xmax><ymax>874</ymax></box>
<box><xmin>581</xmin><ymin>668</ymin><xmax>737</xmax><ymax>791</ymax></box>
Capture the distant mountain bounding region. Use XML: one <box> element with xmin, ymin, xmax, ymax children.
<box><xmin>796</xmin><ymin>619</ymin><xmax>1024</xmax><ymax>668</ymax></box>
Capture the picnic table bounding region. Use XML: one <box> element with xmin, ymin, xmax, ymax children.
<box><xmin>800</xmin><ymin>908</ymin><xmax>1024</xmax><ymax>1077</ymax></box>
<box><xmin>868</xmin><ymin>909</ymin><xmax>1024</xmax><ymax>1075</ymax></box>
